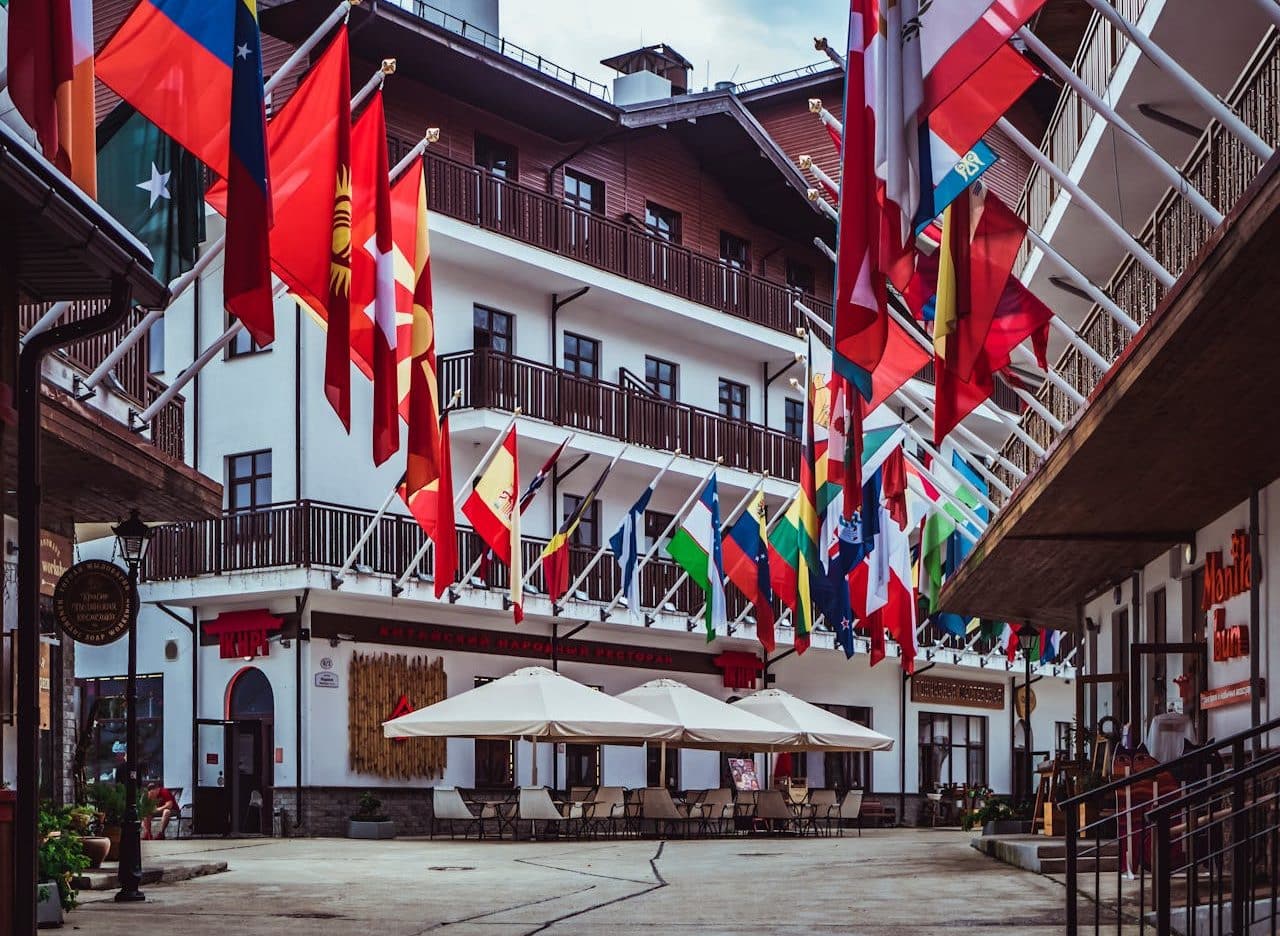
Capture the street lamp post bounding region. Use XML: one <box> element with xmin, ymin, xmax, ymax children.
<box><xmin>1017</xmin><ymin>623</ymin><xmax>1039</xmax><ymax>808</ymax></box>
<box><xmin>113</xmin><ymin>510</ymin><xmax>153</xmax><ymax>904</ymax></box>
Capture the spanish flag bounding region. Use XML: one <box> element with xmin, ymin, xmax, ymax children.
<box><xmin>462</xmin><ymin>427</ymin><xmax>522</xmax><ymax>623</ymax></box>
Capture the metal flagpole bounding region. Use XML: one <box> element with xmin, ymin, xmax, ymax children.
<box><xmin>1250</xmin><ymin>0</ymin><xmax>1280</xmax><ymax>28</ymax></box>
<box><xmin>676</xmin><ymin>473</ymin><xmax>771</xmax><ymax>629</ymax></box>
<box><xmin>890</xmin><ymin>389</ymin><xmax>1018</xmax><ymax>493</ymax></box>
<box><xmin>1009</xmin><ymin>344</ymin><xmax>1084</xmax><ymax>408</ymax></box>
<box><xmin>1026</xmin><ymin>226</ymin><xmax>1139</xmax><ymax>337</ymax></box>
<box><xmin>996</xmin><ymin>117</ymin><xmax>1176</xmax><ymax>287</ymax></box>
<box><xmin>728</xmin><ymin>487</ymin><xmax>800</xmax><ymax>628</ymax></box>
<box><xmin>897</xmin><ymin>420</ymin><xmax>1000</xmax><ymax>515</ymax></box>
<box><xmin>902</xmin><ymin>451</ymin><xmax>984</xmax><ymax>545</ymax></box>
<box><xmin>560</xmin><ymin>448</ymin><xmax>682</xmax><ymax>603</ymax></box>
<box><xmin>806</xmin><ymin>188</ymin><xmax>840</xmax><ymax>223</ymax></box>
<box><xmin>26</xmin><ymin>0</ymin><xmax>361</xmax><ymax>346</ymax></box>
<box><xmin>1087</xmin><ymin>0</ymin><xmax>1272</xmax><ymax>160</ymax></box>
<box><xmin>798</xmin><ymin>155</ymin><xmax>837</xmax><ymax>196</ymax></box>
<box><xmin>394</xmin><ymin>409</ymin><xmax>523</xmax><ymax>592</ymax></box>
<box><xmin>598</xmin><ymin>458</ymin><xmax>722</xmax><ymax>620</ymax></box>
<box><xmin>512</xmin><ymin>440</ymin><xmax>621</xmax><ymax>592</ymax></box>
<box><xmin>1017</xmin><ymin>23</ymin><xmax>1230</xmax><ymax>222</ymax></box>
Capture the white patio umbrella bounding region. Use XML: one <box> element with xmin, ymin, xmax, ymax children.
<box><xmin>731</xmin><ymin>689</ymin><xmax>896</xmax><ymax>752</ymax></box>
<box><xmin>383</xmin><ymin>666</ymin><xmax>682</xmax><ymax>785</ymax></box>
<box><xmin>617</xmin><ymin>678</ymin><xmax>801</xmax><ymax>779</ymax></box>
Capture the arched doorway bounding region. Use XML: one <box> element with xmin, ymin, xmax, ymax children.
<box><xmin>226</xmin><ymin>667</ymin><xmax>275</xmax><ymax>835</ymax></box>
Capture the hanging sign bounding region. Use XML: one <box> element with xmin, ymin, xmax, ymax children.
<box><xmin>1200</xmin><ymin>678</ymin><xmax>1265</xmax><ymax>711</ymax></box>
<box><xmin>51</xmin><ymin>560</ymin><xmax>134</xmax><ymax>646</ymax></box>
<box><xmin>39</xmin><ymin>531</ymin><xmax>71</xmax><ymax>597</ymax></box>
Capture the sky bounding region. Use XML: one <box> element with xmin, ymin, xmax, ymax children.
<box><xmin>498</xmin><ymin>0</ymin><xmax>849</xmax><ymax>92</ymax></box>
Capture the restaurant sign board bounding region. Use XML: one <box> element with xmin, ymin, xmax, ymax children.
<box><xmin>1200</xmin><ymin>678</ymin><xmax>1266</xmax><ymax>711</ymax></box>
<box><xmin>910</xmin><ymin>675</ymin><xmax>1005</xmax><ymax>711</ymax></box>
<box><xmin>52</xmin><ymin>560</ymin><xmax>134</xmax><ymax>646</ymax></box>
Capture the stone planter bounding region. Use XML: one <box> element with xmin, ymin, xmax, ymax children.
<box><xmin>982</xmin><ymin>819</ymin><xmax>1033</xmax><ymax>836</ymax></box>
<box><xmin>347</xmin><ymin>819</ymin><xmax>397</xmax><ymax>839</ymax></box>
<box><xmin>104</xmin><ymin>826</ymin><xmax>122</xmax><ymax>862</ymax></box>
<box><xmin>81</xmin><ymin>836</ymin><xmax>111</xmax><ymax>869</ymax></box>
<box><xmin>37</xmin><ymin>881</ymin><xmax>64</xmax><ymax>927</ymax></box>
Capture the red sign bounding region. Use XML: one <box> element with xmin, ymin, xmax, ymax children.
<box><xmin>204</xmin><ymin>609</ymin><xmax>283</xmax><ymax>660</ymax></box>
<box><xmin>1211</xmin><ymin>608</ymin><xmax>1250</xmax><ymax>662</ymax></box>
<box><xmin>712</xmin><ymin>651</ymin><xmax>764</xmax><ymax>690</ymax></box>
<box><xmin>1201</xmin><ymin>678</ymin><xmax>1265</xmax><ymax>710</ymax></box>
<box><xmin>1202</xmin><ymin>530</ymin><xmax>1253</xmax><ymax>610</ymax></box>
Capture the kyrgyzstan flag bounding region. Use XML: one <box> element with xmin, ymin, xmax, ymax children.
<box><xmin>462</xmin><ymin>427</ymin><xmax>522</xmax><ymax>623</ymax></box>
<box><xmin>351</xmin><ymin>90</ymin><xmax>399</xmax><ymax>465</ymax></box>
<box><xmin>206</xmin><ymin>26</ymin><xmax>351</xmax><ymax>352</ymax></box>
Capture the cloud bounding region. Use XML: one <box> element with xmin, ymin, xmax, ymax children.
<box><xmin>498</xmin><ymin>0</ymin><xmax>847</xmax><ymax>91</ymax></box>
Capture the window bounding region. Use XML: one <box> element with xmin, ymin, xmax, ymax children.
<box><xmin>644</xmin><ymin>201</ymin><xmax>681</xmax><ymax>244</ymax></box>
<box><xmin>78</xmin><ymin>674</ymin><xmax>165</xmax><ymax>785</ymax></box>
<box><xmin>647</xmin><ymin>744</ymin><xmax>680</xmax><ymax>790</ymax></box>
<box><xmin>718</xmin><ymin>379</ymin><xmax>748</xmax><ymax>421</ymax></box>
<box><xmin>1055</xmin><ymin>721</ymin><xmax>1075</xmax><ymax>758</ymax></box>
<box><xmin>644</xmin><ymin>510</ymin><xmax>675</xmax><ymax>552</ymax></box>
<box><xmin>147</xmin><ymin>318</ymin><xmax>165</xmax><ymax>374</ymax></box>
<box><xmin>562</xmin><ymin>494</ymin><xmax>600</xmax><ymax>549</ymax></box>
<box><xmin>565</xmin><ymin>744</ymin><xmax>600</xmax><ymax>788</ymax></box>
<box><xmin>562</xmin><ymin>332</ymin><xmax>600</xmax><ymax>380</ymax></box>
<box><xmin>918</xmin><ymin>712</ymin><xmax>988</xmax><ymax>792</ymax></box>
<box><xmin>821</xmin><ymin>705</ymin><xmax>873</xmax><ymax>792</ymax></box>
<box><xmin>786</xmin><ymin>259</ymin><xmax>816</xmax><ymax>294</ymax></box>
<box><xmin>227</xmin><ymin>319</ymin><xmax>268</xmax><ymax>358</ymax></box>
<box><xmin>784</xmin><ymin>398</ymin><xmax>804</xmax><ymax>439</ymax></box>
<box><xmin>473</xmin><ymin>305</ymin><xmax>514</xmax><ymax>355</ymax></box>
<box><xmin>563</xmin><ymin>169</ymin><xmax>604</xmax><ymax>213</ymax></box>
<box><xmin>644</xmin><ymin>356</ymin><xmax>678</xmax><ymax>401</ymax></box>
<box><xmin>226</xmin><ymin>450</ymin><xmax>271</xmax><ymax>513</ymax></box>
<box><xmin>719</xmin><ymin>231</ymin><xmax>751</xmax><ymax>270</ymax></box>
<box><xmin>474</xmin><ymin>677</ymin><xmax>514</xmax><ymax>788</ymax></box>
<box><xmin>474</xmin><ymin>134</ymin><xmax>518</xmax><ymax>180</ymax></box>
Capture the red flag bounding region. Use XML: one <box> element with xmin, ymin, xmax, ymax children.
<box><xmin>868</xmin><ymin>318</ymin><xmax>931</xmax><ymax>413</ymax></box>
<box><xmin>8</xmin><ymin>0</ymin><xmax>74</xmax><ymax>171</ymax></box>
<box><xmin>920</xmin><ymin>0</ymin><xmax>1048</xmax><ymax>117</ymax></box>
<box><xmin>462</xmin><ymin>428</ymin><xmax>522</xmax><ymax>622</ymax></box>
<box><xmin>206</xmin><ymin>27</ymin><xmax>350</xmax><ymax>352</ymax></box>
<box><xmin>882</xmin><ymin>446</ymin><xmax>908</xmax><ymax>530</ymax></box>
<box><xmin>352</xmin><ymin>92</ymin><xmax>398</xmax><ymax>464</ymax></box>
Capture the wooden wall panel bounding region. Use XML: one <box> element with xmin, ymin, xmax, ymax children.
<box><xmin>348</xmin><ymin>651</ymin><xmax>447</xmax><ymax>780</ymax></box>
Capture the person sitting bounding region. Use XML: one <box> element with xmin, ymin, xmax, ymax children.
<box><xmin>144</xmin><ymin>780</ymin><xmax>179</xmax><ymax>840</ymax></box>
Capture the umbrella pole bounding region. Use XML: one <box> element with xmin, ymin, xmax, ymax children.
<box><xmin>531</xmin><ymin>736</ymin><xmax>538</xmax><ymax>787</ymax></box>
<box><xmin>659</xmin><ymin>741</ymin><xmax>666</xmax><ymax>787</ymax></box>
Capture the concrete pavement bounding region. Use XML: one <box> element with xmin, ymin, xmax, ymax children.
<box><xmin>70</xmin><ymin>829</ymin><xmax>1068</xmax><ymax>934</ymax></box>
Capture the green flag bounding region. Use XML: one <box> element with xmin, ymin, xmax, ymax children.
<box><xmin>97</xmin><ymin>103</ymin><xmax>204</xmax><ymax>284</ymax></box>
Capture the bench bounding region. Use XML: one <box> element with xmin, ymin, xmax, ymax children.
<box><xmin>859</xmin><ymin>798</ymin><xmax>897</xmax><ymax>828</ymax></box>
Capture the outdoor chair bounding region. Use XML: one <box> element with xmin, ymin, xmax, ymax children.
<box><xmin>431</xmin><ymin>787</ymin><xmax>486</xmax><ymax>839</ymax></box>
<box><xmin>837</xmin><ymin>790</ymin><xmax>864</xmax><ymax>837</ymax></box>
<box><xmin>859</xmin><ymin>797</ymin><xmax>896</xmax><ymax>828</ymax></box>
<box><xmin>516</xmin><ymin>787</ymin><xmax>568</xmax><ymax>840</ymax></box>
<box><xmin>637</xmin><ymin>787</ymin><xmax>698</xmax><ymax>838</ymax></box>
<box><xmin>584</xmin><ymin>786</ymin><xmax>627</xmax><ymax>839</ymax></box>
<box><xmin>753</xmin><ymin>789</ymin><xmax>799</xmax><ymax>835</ymax></box>
<box><xmin>568</xmin><ymin>786</ymin><xmax>595</xmax><ymax>803</ymax></box>
<box><xmin>808</xmin><ymin>789</ymin><xmax>840</xmax><ymax>836</ymax></box>
<box><xmin>687</xmin><ymin>788</ymin><xmax>736</xmax><ymax>836</ymax></box>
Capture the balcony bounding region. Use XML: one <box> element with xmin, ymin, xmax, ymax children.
<box><xmin>144</xmin><ymin>499</ymin><xmax>772</xmax><ymax>623</ymax></box>
<box><xmin>415</xmin><ymin>146</ymin><xmax>832</xmax><ymax>338</ymax></box>
<box><xmin>439</xmin><ymin>348</ymin><xmax>802</xmax><ymax>480</ymax></box>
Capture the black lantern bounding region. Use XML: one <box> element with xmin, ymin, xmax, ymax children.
<box><xmin>112</xmin><ymin>509</ymin><xmax>153</xmax><ymax>903</ymax></box>
<box><xmin>1017</xmin><ymin>622</ymin><xmax>1039</xmax><ymax>652</ymax></box>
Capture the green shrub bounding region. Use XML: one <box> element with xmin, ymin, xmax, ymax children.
<box><xmin>39</xmin><ymin>803</ymin><xmax>90</xmax><ymax>911</ymax></box>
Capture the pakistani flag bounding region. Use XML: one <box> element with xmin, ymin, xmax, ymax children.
<box><xmin>97</xmin><ymin>102</ymin><xmax>204</xmax><ymax>284</ymax></box>
<box><xmin>665</xmin><ymin>474</ymin><xmax>727</xmax><ymax>641</ymax></box>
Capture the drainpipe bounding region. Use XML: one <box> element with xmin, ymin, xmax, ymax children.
<box><xmin>295</xmin><ymin>588</ymin><xmax>311</xmax><ymax>833</ymax></box>
<box><xmin>1251</xmin><ymin>490</ymin><xmax>1262</xmax><ymax>754</ymax></box>
<box><xmin>1130</xmin><ymin>570</ymin><xmax>1142</xmax><ymax>732</ymax></box>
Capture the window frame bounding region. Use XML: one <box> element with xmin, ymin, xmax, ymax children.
<box><xmin>784</xmin><ymin>397</ymin><xmax>804</xmax><ymax>440</ymax></box>
<box><xmin>643</xmin><ymin>510</ymin><xmax>675</xmax><ymax>553</ymax></box>
<box><xmin>474</xmin><ymin>133</ymin><xmax>519</xmax><ymax>180</ymax></box>
<box><xmin>473</xmin><ymin>677</ymin><xmax>515</xmax><ymax>788</ymax></box>
<box><xmin>226</xmin><ymin>316</ymin><xmax>269</xmax><ymax>359</ymax></box>
<box><xmin>917</xmin><ymin>711</ymin><xmax>988</xmax><ymax>792</ymax></box>
<box><xmin>644</xmin><ymin>355</ymin><xmax>678</xmax><ymax>401</ymax></box>
<box><xmin>785</xmin><ymin>258</ymin><xmax>816</xmax><ymax>294</ymax></box>
<box><xmin>644</xmin><ymin>201</ymin><xmax>682</xmax><ymax>244</ymax></box>
<box><xmin>820</xmin><ymin>704</ymin><xmax>873</xmax><ymax>793</ymax></box>
<box><xmin>226</xmin><ymin>449</ymin><xmax>272</xmax><ymax>514</ymax></box>
<box><xmin>718</xmin><ymin>378</ymin><xmax>749</xmax><ymax>422</ymax></box>
<box><xmin>473</xmin><ymin>305</ymin><xmax>515</xmax><ymax>356</ymax></box>
<box><xmin>719</xmin><ymin>230</ymin><xmax>751</xmax><ymax>271</ymax></box>
<box><xmin>563</xmin><ymin>168</ymin><xmax>605</xmax><ymax>214</ymax></box>
<box><xmin>562</xmin><ymin>331</ymin><xmax>601</xmax><ymax>381</ymax></box>
<box><xmin>562</xmin><ymin>493</ymin><xmax>601</xmax><ymax>550</ymax></box>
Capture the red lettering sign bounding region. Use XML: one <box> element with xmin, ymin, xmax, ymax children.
<box><xmin>1212</xmin><ymin>607</ymin><xmax>1251</xmax><ymax>662</ymax></box>
<box><xmin>1202</xmin><ymin>530</ymin><xmax>1254</xmax><ymax>611</ymax></box>
<box><xmin>713</xmin><ymin>651</ymin><xmax>765</xmax><ymax>690</ymax></box>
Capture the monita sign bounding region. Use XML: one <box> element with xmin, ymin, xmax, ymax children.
<box><xmin>1201</xmin><ymin>530</ymin><xmax>1253</xmax><ymax>611</ymax></box>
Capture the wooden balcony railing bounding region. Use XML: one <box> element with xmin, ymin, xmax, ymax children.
<box><xmin>415</xmin><ymin>146</ymin><xmax>832</xmax><ymax>337</ymax></box>
<box><xmin>18</xmin><ymin>299</ymin><xmax>186</xmax><ymax>463</ymax></box>
<box><xmin>439</xmin><ymin>348</ymin><xmax>802</xmax><ymax>480</ymax></box>
<box><xmin>143</xmin><ymin>499</ymin><xmax>783</xmax><ymax>622</ymax></box>
<box><xmin>994</xmin><ymin>30</ymin><xmax>1280</xmax><ymax>497</ymax></box>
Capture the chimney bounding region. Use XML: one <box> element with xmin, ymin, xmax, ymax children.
<box><xmin>601</xmin><ymin>44</ymin><xmax>693</xmax><ymax>105</ymax></box>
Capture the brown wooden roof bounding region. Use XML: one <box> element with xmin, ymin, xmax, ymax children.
<box><xmin>939</xmin><ymin>153</ymin><xmax>1280</xmax><ymax>630</ymax></box>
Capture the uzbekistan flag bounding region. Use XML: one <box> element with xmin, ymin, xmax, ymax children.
<box><xmin>665</xmin><ymin>475</ymin><xmax>727</xmax><ymax>642</ymax></box>
<box><xmin>541</xmin><ymin>457</ymin><xmax>614</xmax><ymax>603</ymax></box>
<box><xmin>723</xmin><ymin>491</ymin><xmax>776</xmax><ymax>653</ymax></box>
<box><xmin>461</xmin><ymin>427</ymin><xmax>521</xmax><ymax>622</ymax></box>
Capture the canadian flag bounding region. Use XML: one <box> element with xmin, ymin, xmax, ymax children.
<box><xmin>351</xmin><ymin>91</ymin><xmax>399</xmax><ymax>465</ymax></box>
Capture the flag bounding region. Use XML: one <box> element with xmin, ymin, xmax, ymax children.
<box><xmin>867</xmin><ymin>317</ymin><xmax>931</xmax><ymax>413</ymax></box>
<box><xmin>396</xmin><ymin>154</ymin><xmax>443</xmax><ymax>525</ymax></box>
<box><xmin>479</xmin><ymin>438</ymin><xmax>570</xmax><ymax>582</ymax></box>
<box><xmin>352</xmin><ymin>91</ymin><xmax>398</xmax><ymax>464</ymax></box>
<box><xmin>461</xmin><ymin>427</ymin><xmax>521</xmax><ymax>622</ymax></box>
<box><xmin>222</xmin><ymin>0</ymin><xmax>274</xmax><ymax>346</ymax></box>
<box><xmin>96</xmin><ymin>103</ymin><xmax>205</xmax><ymax>284</ymax></box>
<box><xmin>884</xmin><ymin>503</ymin><xmax>919</xmax><ymax>674</ymax></box>
<box><xmin>723</xmin><ymin>492</ymin><xmax>776</xmax><ymax>653</ymax></box>
<box><xmin>8</xmin><ymin>0</ymin><xmax>98</xmax><ymax>193</ymax></box>
<box><xmin>541</xmin><ymin>458</ymin><xmax>614</xmax><ymax>603</ymax></box>
<box><xmin>949</xmin><ymin>449</ymin><xmax>990</xmax><ymax>562</ymax></box>
<box><xmin>919</xmin><ymin>508</ymin><xmax>955</xmax><ymax>614</ymax></box>
<box><xmin>882</xmin><ymin>445</ymin><xmax>907</xmax><ymax>529</ymax></box>
<box><xmin>826</xmin><ymin>371</ymin><xmax>862</xmax><ymax>515</ymax></box>
<box><xmin>666</xmin><ymin>475</ymin><xmax>728</xmax><ymax>642</ymax></box>
<box><xmin>400</xmin><ymin>410</ymin><xmax>456</xmax><ymax>599</ymax></box>
<box><xmin>610</xmin><ymin>485</ymin><xmax>655</xmax><ymax>624</ymax></box>
<box><xmin>768</xmin><ymin>496</ymin><xmax>813</xmax><ymax>654</ymax></box>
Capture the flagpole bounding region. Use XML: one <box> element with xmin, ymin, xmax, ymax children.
<box><xmin>513</xmin><ymin>441</ymin><xmax>623</xmax><ymax>593</ymax></box>
<box><xmin>806</xmin><ymin>188</ymin><xmax>839</xmax><ymax>223</ymax></box>
<box><xmin>1025</xmin><ymin>226</ymin><xmax>1139</xmax><ymax>338</ymax></box>
<box><xmin>26</xmin><ymin>0</ymin><xmax>362</xmax><ymax>347</ymax></box>
<box><xmin>598</xmin><ymin>457</ymin><xmax>722</xmax><ymax>620</ymax></box>
<box><xmin>728</xmin><ymin>487</ymin><xmax>800</xmax><ymax>629</ymax></box>
<box><xmin>1015</xmin><ymin>25</ymin><xmax>1224</xmax><ymax>225</ymax></box>
<box><xmin>559</xmin><ymin>448</ymin><xmax>682</xmax><ymax>607</ymax></box>
<box><xmin>394</xmin><ymin>409</ymin><xmax>523</xmax><ymax>593</ymax></box>
<box><xmin>903</xmin><ymin>451</ymin><xmax>984</xmax><ymax>545</ymax></box>
<box><xmin>897</xmin><ymin>421</ymin><xmax>1000</xmax><ymax>515</ymax></box>
<box><xmin>677</xmin><ymin>473</ymin><xmax>771</xmax><ymax>630</ymax></box>
<box><xmin>890</xmin><ymin>391</ymin><xmax>1016</xmax><ymax>495</ymax></box>
<box><xmin>893</xmin><ymin>383</ymin><xmax>1026</xmax><ymax>481</ymax></box>
<box><xmin>132</xmin><ymin>118</ymin><xmax>436</xmax><ymax>428</ymax></box>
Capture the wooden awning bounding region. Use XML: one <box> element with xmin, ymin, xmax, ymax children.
<box><xmin>939</xmin><ymin>153</ymin><xmax>1280</xmax><ymax>630</ymax></box>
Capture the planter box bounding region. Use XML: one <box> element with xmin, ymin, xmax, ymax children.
<box><xmin>982</xmin><ymin>819</ymin><xmax>1033</xmax><ymax>836</ymax></box>
<box><xmin>347</xmin><ymin>820</ymin><xmax>396</xmax><ymax>840</ymax></box>
<box><xmin>37</xmin><ymin>881</ymin><xmax>63</xmax><ymax>927</ymax></box>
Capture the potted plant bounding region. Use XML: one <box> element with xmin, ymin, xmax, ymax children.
<box><xmin>85</xmin><ymin>781</ymin><xmax>126</xmax><ymax>861</ymax></box>
<box><xmin>67</xmin><ymin>804</ymin><xmax>110</xmax><ymax>869</ymax></box>
<box><xmin>38</xmin><ymin>802</ymin><xmax>90</xmax><ymax>924</ymax></box>
<box><xmin>347</xmin><ymin>792</ymin><xmax>396</xmax><ymax>840</ymax></box>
